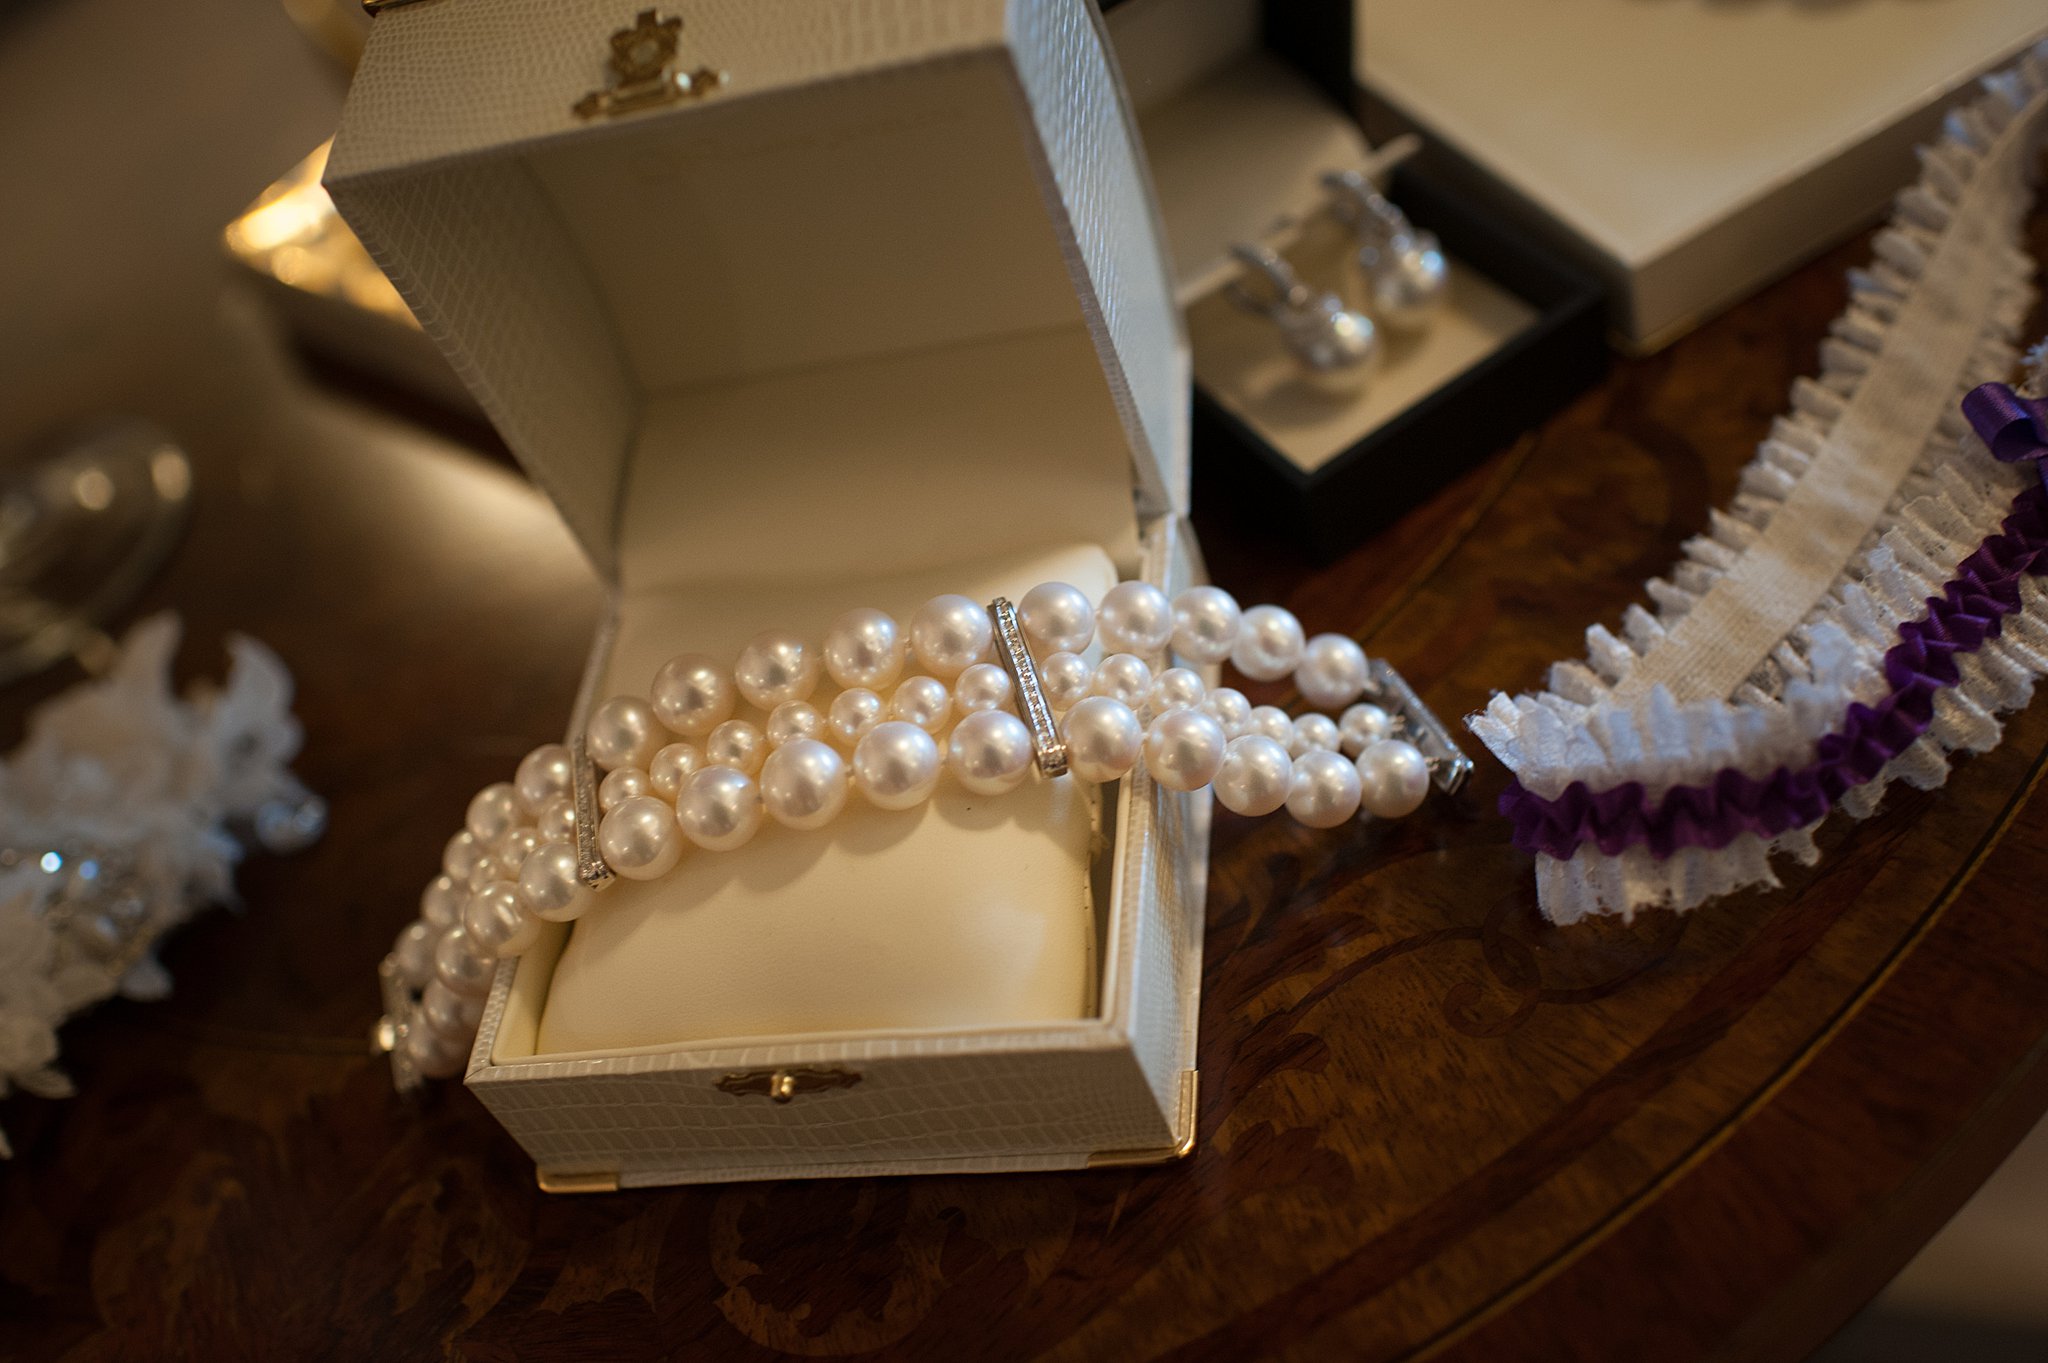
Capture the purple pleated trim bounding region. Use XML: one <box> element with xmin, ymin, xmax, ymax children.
<box><xmin>1501</xmin><ymin>383</ymin><xmax>2048</xmax><ymax>861</ymax></box>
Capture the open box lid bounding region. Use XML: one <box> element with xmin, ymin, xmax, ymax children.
<box><xmin>325</xmin><ymin>0</ymin><xmax>1187</xmax><ymax>584</ymax></box>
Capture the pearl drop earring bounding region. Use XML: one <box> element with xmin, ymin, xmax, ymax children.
<box><xmin>1322</xmin><ymin>170</ymin><xmax>1449</xmax><ymax>334</ymax></box>
<box><xmin>1226</xmin><ymin>242</ymin><xmax>1379</xmax><ymax>391</ymax></box>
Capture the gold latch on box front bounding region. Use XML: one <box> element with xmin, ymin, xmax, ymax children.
<box><xmin>574</xmin><ymin>9</ymin><xmax>725</xmax><ymax>120</ymax></box>
<box><xmin>717</xmin><ymin>1067</ymin><xmax>863</xmax><ymax>1103</ymax></box>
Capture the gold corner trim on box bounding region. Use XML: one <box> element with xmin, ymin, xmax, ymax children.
<box><xmin>536</xmin><ymin>1168</ymin><xmax>621</xmax><ymax>1195</ymax></box>
<box><xmin>1087</xmin><ymin>1070</ymin><xmax>1200</xmax><ymax>1169</ymax></box>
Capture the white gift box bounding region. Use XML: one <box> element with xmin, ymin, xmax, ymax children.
<box><xmin>327</xmin><ymin>0</ymin><xmax>1207</xmax><ymax>1189</ymax></box>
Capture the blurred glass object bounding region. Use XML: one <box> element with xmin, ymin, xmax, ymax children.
<box><xmin>225</xmin><ymin>139</ymin><xmax>415</xmax><ymax>327</ymax></box>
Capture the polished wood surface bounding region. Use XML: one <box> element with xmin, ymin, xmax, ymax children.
<box><xmin>5</xmin><ymin>3</ymin><xmax>2048</xmax><ymax>1359</ymax></box>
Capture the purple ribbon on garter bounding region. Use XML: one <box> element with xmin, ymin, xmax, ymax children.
<box><xmin>1500</xmin><ymin>382</ymin><xmax>2048</xmax><ymax>862</ymax></box>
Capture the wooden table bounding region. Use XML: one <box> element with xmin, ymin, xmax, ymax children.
<box><xmin>5</xmin><ymin>2</ymin><xmax>2048</xmax><ymax>1358</ymax></box>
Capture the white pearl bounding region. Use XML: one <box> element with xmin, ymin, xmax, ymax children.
<box><xmin>514</xmin><ymin>743</ymin><xmax>573</xmax><ymax>813</ymax></box>
<box><xmin>433</xmin><ymin>924</ymin><xmax>495</xmax><ymax>998</ymax></box>
<box><xmin>1357</xmin><ymin>739</ymin><xmax>1432</xmax><ymax>818</ymax></box>
<box><xmin>1143</xmin><ymin>709</ymin><xmax>1228</xmax><ymax>791</ymax></box>
<box><xmin>1232</xmin><ymin>605</ymin><xmax>1305</xmax><ymax>682</ymax></box>
<box><xmin>648</xmin><ymin>743</ymin><xmax>702</xmax><ymax>801</ymax></box>
<box><xmin>827</xmin><ymin>688</ymin><xmax>884</xmax><ymax>748</ymax></box>
<box><xmin>465</xmin><ymin>849</ymin><xmax>512</xmax><ymax>892</ymax></box>
<box><xmin>705</xmin><ymin>719</ymin><xmax>767</xmax><ymax>776</ymax></box>
<box><xmin>766</xmin><ymin>701</ymin><xmax>825</xmax><ymax>747</ymax></box>
<box><xmin>822</xmin><ymin>607</ymin><xmax>906</xmax><ymax>690</ymax></box>
<box><xmin>587</xmin><ymin>695</ymin><xmax>669</xmax><ymax>771</ymax></box>
<box><xmin>909</xmin><ymin>594</ymin><xmax>993</xmax><ymax>678</ymax></box>
<box><xmin>954</xmin><ymin>663</ymin><xmax>1013</xmax><ymax>713</ymax></box>
<box><xmin>1339</xmin><ymin>703</ymin><xmax>1393</xmax><ymax>755</ymax></box>
<box><xmin>1243</xmin><ymin>705</ymin><xmax>1294</xmax><ymax>745</ymax></box>
<box><xmin>1061</xmin><ymin>695</ymin><xmax>1143</xmax><ymax>783</ymax></box>
<box><xmin>946</xmin><ymin>710</ymin><xmax>1035</xmax><ymax>795</ymax></box>
<box><xmin>403</xmin><ymin>1021</ymin><xmax>470</xmax><ymax>1079</ymax></box>
<box><xmin>1040</xmin><ymin>652</ymin><xmax>1094</xmax><ymax>710</ymax></box>
<box><xmin>1297</xmin><ymin>634</ymin><xmax>1371</xmax><ymax>710</ymax></box>
<box><xmin>535</xmin><ymin>796</ymin><xmax>578</xmax><ymax>844</ymax></box>
<box><xmin>465</xmin><ymin>782</ymin><xmax>521</xmax><ymax>845</ymax></box>
<box><xmin>649</xmin><ymin>654</ymin><xmax>736</xmax><ymax>737</ymax></box>
<box><xmin>597</xmin><ymin>766</ymin><xmax>649</xmax><ymax>812</ymax></box>
<box><xmin>1288</xmin><ymin>750</ymin><xmax>1363</xmax><ymax>827</ymax></box>
<box><xmin>888</xmin><ymin>675</ymin><xmax>952</xmax><ymax>734</ymax></box>
<box><xmin>420</xmin><ymin>978</ymin><xmax>482</xmax><ymax>1040</ymax></box>
<box><xmin>1147</xmin><ymin>666</ymin><xmax>1205</xmax><ymax>717</ymax></box>
<box><xmin>853</xmin><ymin>721</ymin><xmax>942</xmax><ymax>810</ymax></box>
<box><xmin>495</xmin><ymin>827</ymin><xmax>543</xmax><ymax>875</ymax></box>
<box><xmin>420</xmin><ymin>875</ymin><xmax>465</xmax><ymax>930</ymax></box>
<box><xmin>675</xmin><ymin>768</ymin><xmax>764</xmax><ymax>852</ymax></box>
<box><xmin>1214</xmin><ymin>734</ymin><xmax>1293</xmax><ymax>815</ymax></box>
<box><xmin>442</xmin><ymin>829</ymin><xmax>481</xmax><ymax>882</ymax></box>
<box><xmin>393</xmin><ymin>920</ymin><xmax>439</xmax><ymax>989</ymax></box>
<box><xmin>760</xmin><ymin>739</ymin><xmax>850</xmax><ymax>830</ymax></box>
<box><xmin>734</xmin><ymin>629</ymin><xmax>821</xmax><ymax>709</ymax></box>
<box><xmin>600</xmin><ymin>793</ymin><xmax>687</xmax><ymax>876</ymax></box>
<box><xmin>1091</xmin><ymin>653</ymin><xmax>1154</xmax><ymax>708</ymax></box>
<box><xmin>516</xmin><ymin>841</ymin><xmax>592</xmax><ymax>922</ymax></box>
<box><xmin>1202</xmin><ymin>687</ymin><xmax>1252</xmax><ymax>737</ymax></box>
<box><xmin>1097</xmin><ymin>581</ymin><xmax>1175</xmax><ymax>655</ymax></box>
<box><xmin>1019</xmin><ymin>581</ymin><xmax>1095</xmax><ymax>655</ymax></box>
<box><xmin>465</xmin><ymin>881</ymin><xmax>542</xmax><ymax>958</ymax></box>
<box><xmin>1172</xmin><ymin>586</ymin><xmax>1242</xmax><ymax>665</ymax></box>
<box><xmin>1290</xmin><ymin>713</ymin><xmax>1341</xmax><ymax>757</ymax></box>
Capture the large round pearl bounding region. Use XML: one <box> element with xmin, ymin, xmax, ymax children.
<box><xmin>1290</xmin><ymin>713</ymin><xmax>1341</xmax><ymax>757</ymax></box>
<box><xmin>1297</xmin><ymin>634</ymin><xmax>1371</xmax><ymax>710</ymax></box>
<box><xmin>1172</xmin><ymin>586</ymin><xmax>1242</xmax><ymax>665</ymax></box>
<box><xmin>1214</xmin><ymin>734</ymin><xmax>1293</xmax><ymax>815</ymax></box>
<box><xmin>465</xmin><ymin>881</ymin><xmax>542</xmax><ymax>958</ymax></box>
<box><xmin>675</xmin><ymin>767</ymin><xmax>764</xmax><ymax>852</ymax></box>
<box><xmin>465</xmin><ymin>782</ymin><xmax>521</xmax><ymax>845</ymax></box>
<box><xmin>1368</xmin><ymin>234</ymin><xmax>1449</xmax><ymax>332</ymax></box>
<box><xmin>1243</xmin><ymin>705</ymin><xmax>1294</xmax><ymax>745</ymax></box>
<box><xmin>535</xmin><ymin>796</ymin><xmax>578</xmax><ymax>844</ymax></box>
<box><xmin>1356</xmin><ymin>738</ymin><xmax>1432</xmax><ymax>818</ymax></box>
<box><xmin>433</xmin><ymin>924</ymin><xmax>495</xmax><ymax>998</ymax></box>
<box><xmin>735</xmin><ymin>629</ymin><xmax>820</xmax><ymax>709</ymax></box>
<box><xmin>1019</xmin><ymin>581</ymin><xmax>1095</xmax><ymax>655</ymax></box>
<box><xmin>600</xmin><ymin>794</ymin><xmax>687</xmax><ymax>876</ymax></box>
<box><xmin>650</xmin><ymin>653</ymin><xmax>736</xmax><ymax>737</ymax></box>
<box><xmin>598</xmin><ymin>766</ymin><xmax>650</xmax><ymax>812</ymax></box>
<box><xmin>1231</xmin><ymin>605</ymin><xmax>1306</xmax><ymax>682</ymax></box>
<box><xmin>587</xmin><ymin>695</ymin><xmax>669</xmax><ymax>772</ymax></box>
<box><xmin>403</xmin><ymin>1021</ymin><xmax>470</xmax><ymax>1079</ymax></box>
<box><xmin>496</xmin><ymin>827</ymin><xmax>543</xmax><ymax>876</ymax></box>
<box><xmin>393</xmin><ymin>920</ymin><xmax>439</xmax><ymax>989</ymax></box>
<box><xmin>1097</xmin><ymin>581</ymin><xmax>1175</xmax><ymax>655</ymax></box>
<box><xmin>828</xmin><ymin>688</ymin><xmax>884</xmax><ymax>748</ymax></box>
<box><xmin>1339</xmin><ymin>703</ymin><xmax>1393</xmax><ymax>755</ymax></box>
<box><xmin>853</xmin><ymin>721</ymin><xmax>942</xmax><ymax>810</ymax></box>
<box><xmin>1147</xmin><ymin>666</ymin><xmax>1205</xmax><ymax>717</ymax></box>
<box><xmin>822</xmin><ymin>607</ymin><xmax>906</xmax><ymax>690</ymax></box>
<box><xmin>1202</xmin><ymin>687</ymin><xmax>1251</xmax><ymax>737</ymax></box>
<box><xmin>1142</xmin><ymin>709</ymin><xmax>1228</xmax><ymax>791</ymax></box>
<box><xmin>1091</xmin><ymin>653</ymin><xmax>1154</xmax><ymax>708</ymax></box>
<box><xmin>888</xmin><ymin>675</ymin><xmax>952</xmax><ymax>734</ymax></box>
<box><xmin>1040</xmin><ymin>652</ymin><xmax>1094</xmax><ymax>710</ymax></box>
<box><xmin>420</xmin><ymin>978</ymin><xmax>483</xmax><ymax>1041</ymax></box>
<box><xmin>466</xmin><ymin>848</ymin><xmax>513</xmax><ymax>892</ymax></box>
<box><xmin>909</xmin><ymin>595</ymin><xmax>993</xmax><ymax>678</ymax></box>
<box><xmin>442</xmin><ymin>829</ymin><xmax>482</xmax><ymax>882</ymax></box>
<box><xmin>421</xmin><ymin>875</ymin><xmax>465</xmax><ymax>930</ymax></box>
<box><xmin>954</xmin><ymin>662</ymin><xmax>1013</xmax><ymax>714</ymax></box>
<box><xmin>706</xmin><ymin>719</ymin><xmax>767</xmax><ymax>776</ymax></box>
<box><xmin>1061</xmin><ymin>695</ymin><xmax>1143</xmax><ymax>783</ymax></box>
<box><xmin>760</xmin><ymin>739</ymin><xmax>850</xmax><ymax>830</ymax></box>
<box><xmin>514</xmin><ymin>743</ymin><xmax>574</xmax><ymax>813</ymax></box>
<box><xmin>946</xmin><ymin>710</ymin><xmax>1034</xmax><ymax>795</ymax></box>
<box><xmin>517</xmin><ymin>841</ymin><xmax>591</xmax><ymax>922</ymax></box>
<box><xmin>648</xmin><ymin>743</ymin><xmax>702</xmax><ymax>801</ymax></box>
<box><xmin>766</xmin><ymin>701</ymin><xmax>825</xmax><ymax>748</ymax></box>
<box><xmin>1288</xmin><ymin>749</ymin><xmax>1363</xmax><ymax>827</ymax></box>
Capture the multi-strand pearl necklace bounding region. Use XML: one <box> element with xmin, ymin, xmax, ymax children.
<box><xmin>378</xmin><ymin>582</ymin><xmax>1469</xmax><ymax>1082</ymax></box>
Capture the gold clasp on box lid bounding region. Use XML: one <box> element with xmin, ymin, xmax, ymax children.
<box><xmin>574</xmin><ymin>9</ymin><xmax>725</xmax><ymax>120</ymax></box>
<box><xmin>717</xmin><ymin>1067</ymin><xmax>862</xmax><ymax>1103</ymax></box>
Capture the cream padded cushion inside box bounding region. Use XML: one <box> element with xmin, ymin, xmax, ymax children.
<box><xmin>536</xmin><ymin>541</ymin><xmax>1117</xmax><ymax>1054</ymax></box>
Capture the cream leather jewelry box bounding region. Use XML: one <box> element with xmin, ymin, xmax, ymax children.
<box><xmin>326</xmin><ymin>0</ymin><xmax>1208</xmax><ymax>1188</ymax></box>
